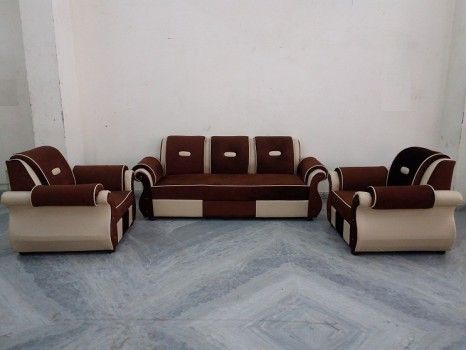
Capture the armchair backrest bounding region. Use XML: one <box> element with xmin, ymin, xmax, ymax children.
<box><xmin>160</xmin><ymin>135</ymin><xmax>300</xmax><ymax>175</ymax></box>
<box><xmin>6</xmin><ymin>146</ymin><xmax>75</xmax><ymax>190</ymax></box>
<box><xmin>387</xmin><ymin>147</ymin><xmax>455</xmax><ymax>190</ymax></box>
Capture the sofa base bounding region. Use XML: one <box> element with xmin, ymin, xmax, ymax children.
<box><xmin>152</xmin><ymin>199</ymin><xmax>310</xmax><ymax>218</ymax></box>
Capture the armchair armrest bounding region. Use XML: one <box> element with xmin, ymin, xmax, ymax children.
<box><xmin>132</xmin><ymin>157</ymin><xmax>164</xmax><ymax>187</ymax></box>
<box><xmin>335</xmin><ymin>166</ymin><xmax>388</xmax><ymax>191</ymax></box>
<box><xmin>297</xmin><ymin>157</ymin><xmax>327</xmax><ymax>185</ymax></box>
<box><xmin>30</xmin><ymin>184</ymin><xmax>106</xmax><ymax>207</ymax></box>
<box><xmin>73</xmin><ymin>165</ymin><xmax>130</xmax><ymax>191</ymax></box>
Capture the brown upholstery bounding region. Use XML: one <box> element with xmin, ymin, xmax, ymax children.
<box><xmin>336</xmin><ymin>166</ymin><xmax>388</xmax><ymax>191</ymax></box>
<box><xmin>153</xmin><ymin>174</ymin><xmax>308</xmax><ymax>200</ymax></box>
<box><xmin>331</xmin><ymin>190</ymin><xmax>355</xmax><ymax>221</ymax></box>
<box><xmin>31</xmin><ymin>184</ymin><xmax>104</xmax><ymax>207</ymax></box>
<box><xmin>211</xmin><ymin>136</ymin><xmax>249</xmax><ymax>174</ymax></box>
<box><xmin>165</xmin><ymin>136</ymin><xmax>205</xmax><ymax>175</ymax></box>
<box><xmin>108</xmin><ymin>191</ymin><xmax>134</xmax><ymax>218</ymax></box>
<box><xmin>367</xmin><ymin>185</ymin><xmax>435</xmax><ymax>209</ymax></box>
<box><xmin>6</xmin><ymin>159</ymin><xmax>37</xmax><ymax>191</ymax></box>
<box><xmin>74</xmin><ymin>165</ymin><xmax>128</xmax><ymax>191</ymax></box>
<box><xmin>133</xmin><ymin>156</ymin><xmax>163</xmax><ymax>184</ymax></box>
<box><xmin>297</xmin><ymin>157</ymin><xmax>326</xmax><ymax>184</ymax></box>
<box><xmin>387</xmin><ymin>147</ymin><xmax>448</xmax><ymax>186</ymax></box>
<box><xmin>10</xmin><ymin>146</ymin><xmax>75</xmax><ymax>185</ymax></box>
<box><xmin>255</xmin><ymin>136</ymin><xmax>294</xmax><ymax>174</ymax></box>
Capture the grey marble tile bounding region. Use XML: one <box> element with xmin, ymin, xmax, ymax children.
<box><xmin>0</xmin><ymin>203</ymin><xmax>465</xmax><ymax>349</ymax></box>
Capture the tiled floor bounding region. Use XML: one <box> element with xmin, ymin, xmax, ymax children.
<box><xmin>0</xmin><ymin>203</ymin><xmax>465</xmax><ymax>349</ymax></box>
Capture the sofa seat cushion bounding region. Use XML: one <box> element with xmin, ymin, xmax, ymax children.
<box><xmin>108</xmin><ymin>191</ymin><xmax>134</xmax><ymax>218</ymax></box>
<box><xmin>153</xmin><ymin>174</ymin><xmax>309</xmax><ymax>200</ymax></box>
<box><xmin>331</xmin><ymin>190</ymin><xmax>356</xmax><ymax>221</ymax></box>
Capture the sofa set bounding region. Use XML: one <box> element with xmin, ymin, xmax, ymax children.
<box><xmin>1</xmin><ymin>136</ymin><xmax>463</xmax><ymax>254</ymax></box>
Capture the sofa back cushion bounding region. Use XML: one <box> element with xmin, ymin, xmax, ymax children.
<box><xmin>387</xmin><ymin>147</ymin><xmax>449</xmax><ymax>186</ymax></box>
<box><xmin>163</xmin><ymin>136</ymin><xmax>206</xmax><ymax>175</ymax></box>
<box><xmin>210</xmin><ymin>136</ymin><xmax>250</xmax><ymax>174</ymax></box>
<box><xmin>10</xmin><ymin>146</ymin><xmax>75</xmax><ymax>186</ymax></box>
<box><xmin>255</xmin><ymin>136</ymin><xmax>298</xmax><ymax>174</ymax></box>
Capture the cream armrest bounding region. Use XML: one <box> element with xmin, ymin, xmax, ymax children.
<box><xmin>1</xmin><ymin>191</ymin><xmax>32</xmax><ymax>206</ymax></box>
<box><xmin>434</xmin><ymin>190</ymin><xmax>463</xmax><ymax>207</ymax></box>
<box><xmin>96</xmin><ymin>190</ymin><xmax>111</xmax><ymax>205</ymax></box>
<box><xmin>328</xmin><ymin>170</ymin><xmax>340</xmax><ymax>192</ymax></box>
<box><xmin>132</xmin><ymin>156</ymin><xmax>164</xmax><ymax>187</ymax></box>
<box><xmin>124</xmin><ymin>170</ymin><xmax>134</xmax><ymax>191</ymax></box>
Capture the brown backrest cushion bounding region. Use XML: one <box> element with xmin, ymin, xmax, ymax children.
<box><xmin>10</xmin><ymin>146</ymin><xmax>75</xmax><ymax>185</ymax></box>
<box><xmin>164</xmin><ymin>136</ymin><xmax>205</xmax><ymax>175</ymax></box>
<box><xmin>255</xmin><ymin>136</ymin><xmax>294</xmax><ymax>174</ymax></box>
<box><xmin>368</xmin><ymin>185</ymin><xmax>435</xmax><ymax>209</ymax></box>
<box><xmin>211</xmin><ymin>136</ymin><xmax>249</xmax><ymax>174</ymax></box>
<box><xmin>387</xmin><ymin>147</ymin><xmax>448</xmax><ymax>186</ymax></box>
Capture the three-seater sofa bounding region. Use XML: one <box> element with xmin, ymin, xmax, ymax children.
<box><xmin>133</xmin><ymin>136</ymin><xmax>327</xmax><ymax>218</ymax></box>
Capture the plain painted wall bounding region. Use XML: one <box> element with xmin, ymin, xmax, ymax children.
<box><xmin>0</xmin><ymin>0</ymin><xmax>34</xmax><ymax>188</ymax></box>
<box><xmin>70</xmin><ymin>0</ymin><xmax>456</xmax><ymax>172</ymax></box>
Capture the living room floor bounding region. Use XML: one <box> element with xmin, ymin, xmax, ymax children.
<box><xmin>0</xmin><ymin>202</ymin><xmax>465</xmax><ymax>350</ymax></box>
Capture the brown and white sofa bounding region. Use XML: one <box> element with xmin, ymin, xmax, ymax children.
<box><xmin>0</xmin><ymin>146</ymin><xmax>135</xmax><ymax>252</ymax></box>
<box><xmin>327</xmin><ymin>147</ymin><xmax>463</xmax><ymax>254</ymax></box>
<box><xmin>133</xmin><ymin>136</ymin><xmax>327</xmax><ymax>218</ymax></box>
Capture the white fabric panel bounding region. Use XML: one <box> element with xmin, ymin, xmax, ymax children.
<box><xmin>1</xmin><ymin>191</ymin><xmax>32</xmax><ymax>206</ymax></box>
<box><xmin>292</xmin><ymin>138</ymin><xmax>300</xmax><ymax>174</ymax></box>
<box><xmin>256</xmin><ymin>200</ymin><xmax>308</xmax><ymax>217</ymax></box>
<box><xmin>329</xmin><ymin>171</ymin><xmax>340</xmax><ymax>191</ymax></box>
<box><xmin>248</xmin><ymin>137</ymin><xmax>256</xmax><ymax>174</ymax></box>
<box><xmin>124</xmin><ymin>170</ymin><xmax>133</xmax><ymax>191</ymax></box>
<box><xmin>160</xmin><ymin>137</ymin><xmax>167</xmax><ymax>175</ymax></box>
<box><xmin>434</xmin><ymin>190</ymin><xmax>463</xmax><ymax>206</ymax></box>
<box><xmin>117</xmin><ymin>218</ymin><xmax>123</xmax><ymax>242</ymax></box>
<box><xmin>343</xmin><ymin>220</ymin><xmax>350</xmax><ymax>243</ymax></box>
<box><xmin>153</xmin><ymin>199</ymin><xmax>203</xmax><ymax>217</ymax></box>
<box><xmin>204</xmin><ymin>137</ymin><xmax>211</xmax><ymax>174</ymax></box>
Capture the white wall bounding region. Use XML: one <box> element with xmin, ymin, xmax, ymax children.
<box><xmin>70</xmin><ymin>0</ymin><xmax>456</xmax><ymax>171</ymax></box>
<box><xmin>0</xmin><ymin>0</ymin><xmax>34</xmax><ymax>189</ymax></box>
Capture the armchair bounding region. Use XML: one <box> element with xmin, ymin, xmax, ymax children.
<box><xmin>1</xmin><ymin>146</ymin><xmax>135</xmax><ymax>252</ymax></box>
<box><xmin>327</xmin><ymin>147</ymin><xmax>463</xmax><ymax>254</ymax></box>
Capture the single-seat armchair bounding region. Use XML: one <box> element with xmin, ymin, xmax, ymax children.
<box><xmin>327</xmin><ymin>147</ymin><xmax>463</xmax><ymax>254</ymax></box>
<box><xmin>1</xmin><ymin>146</ymin><xmax>135</xmax><ymax>252</ymax></box>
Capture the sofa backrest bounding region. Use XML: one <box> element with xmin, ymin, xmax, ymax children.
<box><xmin>387</xmin><ymin>146</ymin><xmax>455</xmax><ymax>189</ymax></box>
<box><xmin>7</xmin><ymin>146</ymin><xmax>75</xmax><ymax>190</ymax></box>
<box><xmin>160</xmin><ymin>136</ymin><xmax>300</xmax><ymax>175</ymax></box>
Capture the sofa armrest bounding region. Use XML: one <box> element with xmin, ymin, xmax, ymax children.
<box><xmin>30</xmin><ymin>184</ymin><xmax>106</xmax><ymax>207</ymax></box>
<box><xmin>73</xmin><ymin>165</ymin><xmax>129</xmax><ymax>191</ymax></box>
<box><xmin>132</xmin><ymin>157</ymin><xmax>164</xmax><ymax>187</ymax></box>
<box><xmin>297</xmin><ymin>157</ymin><xmax>327</xmax><ymax>185</ymax></box>
<box><xmin>335</xmin><ymin>166</ymin><xmax>388</xmax><ymax>191</ymax></box>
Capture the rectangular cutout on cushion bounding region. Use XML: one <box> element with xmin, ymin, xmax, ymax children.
<box><xmin>179</xmin><ymin>151</ymin><xmax>191</xmax><ymax>157</ymax></box>
<box><xmin>224</xmin><ymin>152</ymin><xmax>237</xmax><ymax>158</ymax></box>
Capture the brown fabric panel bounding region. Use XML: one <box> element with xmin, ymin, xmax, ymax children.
<box><xmin>165</xmin><ymin>136</ymin><xmax>205</xmax><ymax>175</ymax></box>
<box><xmin>307</xmin><ymin>171</ymin><xmax>326</xmax><ymax>218</ymax></box>
<box><xmin>331</xmin><ymin>190</ymin><xmax>356</xmax><ymax>221</ymax></box>
<box><xmin>297</xmin><ymin>157</ymin><xmax>327</xmax><ymax>183</ymax></box>
<box><xmin>11</xmin><ymin>146</ymin><xmax>74</xmax><ymax>185</ymax></box>
<box><xmin>427</xmin><ymin>160</ymin><xmax>455</xmax><ymax>190</ymax></box>
<box><xmin>203</xmin><ymin>201</ymin><xmax>256</xmax><ymax>217</ymax></box>
<box><xmin>368</xmin><ymin>185</ymin><xmax>435</xmax><ymax>209</ymax></box>
<box><xmin>133</xmin><ymin>157</ymin><xmax>163</xmax><ymax>184</ymax></box>
<box><xmin>31</xmin><ymin>184</ymin><xmax>103</xmax><ymax>207</ymax></box>
<box><xmin>152</xmin><ymin>185</ymin><xmax>308</xmax><ymax>201</ymax></box>
<box><xmin>6</xmin><ymin>160</ymin><xmax>36</xmax><ymax>191</ymax></box>
<box><xmin>387</xmin><ymin>147</ymin><xmax>446</xmax><ymax>186</ymax></box>
<box><xmin>73</xmin><ymin>165</ymin><xmax>128</xmax><ymax>191</ymax></box>
<box><xmin>211</xmin><ymin>136</ymin><xmax>249</xmax><ymax>174</ymax></box>
<box><xmin>109</xmin><ymin>191</ymin><xmax>134</xmax><ymax>219</ymax></box>
<box><xmin>157</xmin><ymin>173</ymin><xmax>305</xmax><ymax>186</ymax></box>
<box><xmin>255</xmin><ymin>136</ymin><xmax>294</xmax><ymax>174</ymax></box>
<box><xmin>336</xmin><ymin>166</ymin><xmax>388</xmax><ymax>191</ymax></box>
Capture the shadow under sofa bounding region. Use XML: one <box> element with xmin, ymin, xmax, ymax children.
<box><xmin>133</xmin><ymin>136</ymin><xmax>327</xmax><ymax>219</ymax></box>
